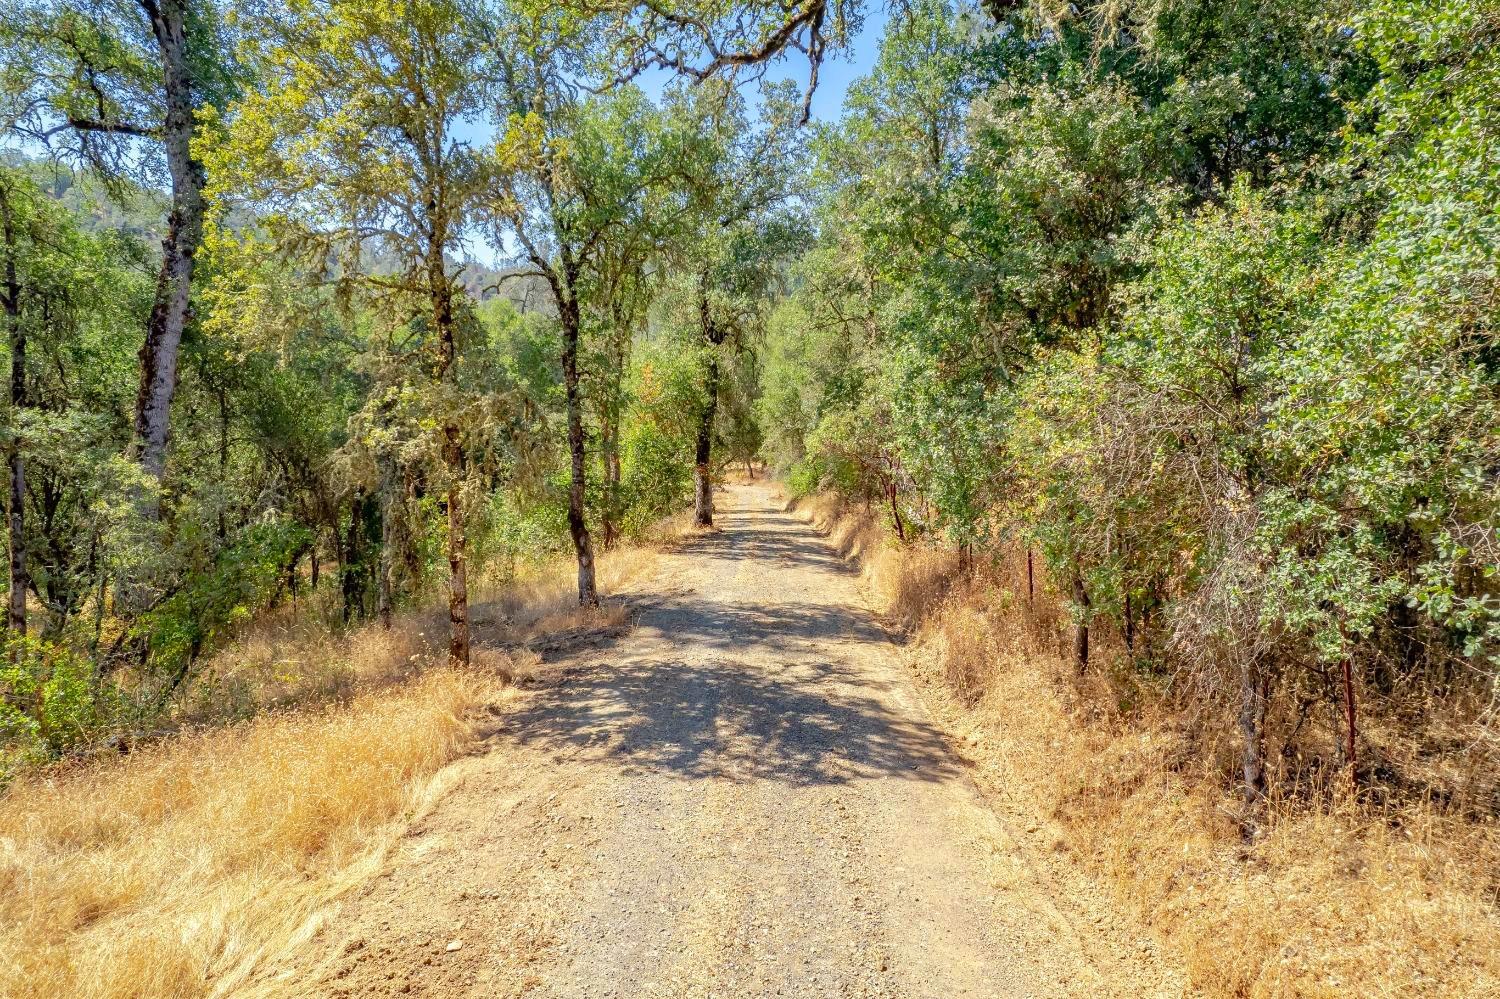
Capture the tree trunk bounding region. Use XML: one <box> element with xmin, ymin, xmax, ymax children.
<box><xmin>286</xmin><ymin>547</ymin><xmax>301</xmax><ymax>607</ymax></box>
<box><xmin>599</xmin><ymin>411</ymin><xmax>621</xmax><ymax>549</ymax></box>
<box><xmin>1026</xmin><ymin>547</ymin><xmax>1034</xmax><ymax>603</ymax></box>
<box><xmin>606</xmin><ymin>444</ymin><xmax>621</xmax><ymax>540</ymax></box>
<box><xmin>693</xmin><ymin>349</ymin><xmax>720</xmax><ymax>527</ymax></box>
<box><xmin>1341</xmin><ymin>654</ymin><xmax>1358</xmax><ymax>795</ymax></box>
<box><xmin>377</xmin><ymin>453</ymin><xmax>396</xmax><ymax>631</ymax></box>
<box><xmin>1072</xmin><ymin>572</ymin><xmax>1090</xmax><ymax>671</ymax></box>
<box><xmin>132</xmin><ymin>0</ymin><xmax>205</xmax><ymax>486</ymax></box>
<box><xmin>341</xmin><ymin>490</ymin><xmax>370</xmax><ymax>622</ymax></box>
<box><xmin>1239</xmin><ymin>652</ymin><xmax>1268</xmax><ymax>814</ymax></box>
<box><xmin>430</xmin><ymin>243</ymin><xmax>470</xmax><ymax>664</ymax></box>
<box><xmin>444</xmin><ymin>430</ymin><xmax>469</xmax><ymax>665</ymax></box>
<box><xmin>597</xmin><ymin>316</ymin><xmax>631</xmax><ymax>550</ymax></box>
<box><xmin>0</xmin><ymin>184</ymin><xmax>24</xmax><ymax>640</ymax></box>
<box><xmin>887</xmin><ymin>482</ymin><xmax>905</xmax><ymax>542</ymax></box>
<box><xmin>559</xmin><ymin>296</ymin><xmax>599</xmax><ymax>607</ymax></box>
<box><xmin>694</xmin><ymin>282</ymin><xmax>726</xmax><ymax>529</ymax></box>
<box><xmin>215</xmin><ymin>383</ymin><xmax>228</xmax><ymax>542</ymax></box>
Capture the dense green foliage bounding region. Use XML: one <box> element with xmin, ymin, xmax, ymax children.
<box><xmin>0</xmin><ymin>0</ymin><xmax>785</xmax><ymax>764</ymax></box>
<box><xmin>765</xmin><ymin>0</ymin><xmax>1498</xmax><ymax>806</ymax></box>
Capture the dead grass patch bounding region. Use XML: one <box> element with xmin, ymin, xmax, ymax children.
<box><xmin>0</xmin><ymin>668</ymin><xmax>486</xmax><ymax>999</ymax></box>
<box><xmin>181</xmin><ymin>540</ymin><xmax>660</xmax><ymax>728</ymax></box>
<box><xmin>183</xmin><ymin>610</ymin><xmax>433</xmax><ymax>725</ymax></box>
<box><xmin>635</xmin><ymin>509</ymin><xmax>703</xmax><ymax>549</ymax></box>
<box><xmin>0</xmin><ymin>536</ymin><xmax>664</xmax><ymax>998</ymax></box>
<box><xmin>794</xmin><ymin>489</ymin><xmax>1500</xmax><ymax>998</ymax></box>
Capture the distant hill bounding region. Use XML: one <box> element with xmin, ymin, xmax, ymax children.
<box><xmin>1</xmin><ymin>149</ymin><xmax>167</xmax><ymax>245</ymax></box>
<box><xmin>457</xmin><ymin>262</ymin><xmax>557</xmax><ymax>316</ymax></box>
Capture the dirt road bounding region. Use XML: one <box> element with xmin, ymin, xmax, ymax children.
<box><xmin>262</xmin><ymin>482</ymin><xmax>1181</xmax><ymax>998</ymax></box>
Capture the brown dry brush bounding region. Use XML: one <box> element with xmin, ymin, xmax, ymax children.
<box><xmin>789</xmin><ymin>487</ymin><xmax>1500</xmax><ymax>997</ymax></box>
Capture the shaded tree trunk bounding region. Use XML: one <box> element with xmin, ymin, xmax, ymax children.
<box><xmin>132</xmin><ymin>0</ymin><xmax>205</xmax><ymax>486</ymax></box>
<box><xmin>887</xmin><ymin>481</ymin><xmax>905</xmax><ymax>542</ymax></box>
<box><xmin>1342</xmin><ymin>653</ymin><xmax>1358</xmax><ymax>795</ymax></box>
<box><xmin>0</xmin><ymin>184</ymin><xmax>24</xmax><ymax>639</ymax></box>
<box><xmin>693</xmin><ymin>349</ymin><xmax>720</xmax><ymax>527</ymax></box>
<box><xmin>215</xmin><ymin>383</ymin><xmax>229</xmax><ymax>542</ymax></box>
<box><xmin>377</xmin><ymin>451</ymin><xmax>396</xmax><ymax>631</ymax></box>
<box><xmin>1072</xmin><ymin>572</ymin><xmax>1090</xmax><ymax>671</ymax></box>
<box><xmin>1239</xmin><ymin>652</ymin><xmax>1268</xmax><ymax>815</ymax></box>
<box><xmin>430</xmin><ymin>246</ymin><xmax>470</xmax><ymax>665</ymax></box>
<box><xmin>558</xmin><ymin>291</ymin><xmax>599</xmax><ymax>607</ymax></box>
<box><xmin>599</xmin><ymin>410</ymin><xmax>621</xmax><ymax>548</ymax></box>
<box><xmin>443</xmin><ymin>429</ymin><xmax>469</xmax><ymax>664</ymax></box>
<box><xmin>341</xmin><ymin>489</ymin><xmax>374</xmax><ymax>622</ymax></box>
<box><xmin>597</xmin><ymin>320</ymin><xmax>629</xmax><ymax>549</ymax></box>
<box><xmin>694</xmin><ymin>280</ymin><xmax>727</xmax><ymax>528</ymax></box>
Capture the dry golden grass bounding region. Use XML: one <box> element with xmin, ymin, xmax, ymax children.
<box><xmin>790</xmin><ymin>492</ymin><xmax>872</xmax><ymax>557</ymax></box>
<box><xmin>0</xmin><ymin>538</ymin><xmax>664</xmax><ymax>999</ymax></box>
<box><xmin>473</xmin><ymin>544</ymin><xmax>653</xmax><ymax>644</ymax></box>
<box><xmin>184</xmin><ymin>542</ymin><xmax>661</xmax><ymax>726</ymax></box>
<box><xmin>792</xmin><ymin>491</ymin><xmax>1500</xmax><ymax>998</ymax></box>
<box><xmin>0</xmin><ymin>668</ymin><xmax>485</xmax><ymax>999</ymax></box>
<box><xmin>634</xmin><ymin>509</ymin><xmax>703</xmax><ymax>549</ymax></box>
<box><xmin>183</xmin><ymin>604</ymin><xmax>432</xmax><ymax>724</ymax></box>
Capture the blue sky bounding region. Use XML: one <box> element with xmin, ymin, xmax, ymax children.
<box><xmin>616</xmin><ymin>5</ymin><xmax>890</xmax><ymax>124</ymax></box>
<box><xmin>727</xmin><ymin>2</ymin><xmax>891</xmax><ymax>124</ymax></box>
<box><xmin>2</xmin><ymin>7</ymin><xmax>892</xmax><ymax>270</ymax></box>
<box><xmin>796</xmin><ymin>4</ymin><xmax>891</xmax><ymax>123</ymax></box>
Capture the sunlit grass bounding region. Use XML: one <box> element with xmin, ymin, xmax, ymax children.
<box><xmin>0</xmin><ymin>535</ymin><xmax>665</xmax><ymax>998</ymax></box>
<box><xmin>0</xmin><ymin>667</ymin><xmax>481</xmax><ymax>998</ymax></box>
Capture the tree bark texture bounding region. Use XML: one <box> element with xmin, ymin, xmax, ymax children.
<box><xmin>693</xmin><ymin>349</ymin><xmax>720</xmax><ymax>527</ymax></box>
<box><xmin>559</xmin><ymin>292</ymin><xmax>599</xmax><ymax>607</ymax></box>
<box><xmin>444</xmin><ymin>430</ymin><xmax>469</xmax><ymax>665</ymax></box>
<box><xmin>132</xmin><ymin>0</ymin><xmax>205</xmax><ymax>485</ymax></box>
<box><xmin>0</xmin><ymin>184</ymin><xmax>25</xmax><ymax>639</ymax></box>
<box><xmin>1342</xmin><ymin>654</ymin><xmax>1358</xmax><ymax>795</ymax></box>
<box><xmin>1072</xmin><ymin>572</ymin><xmax>1090</xmax><ymax>671</ymax></box>
<box><xmin>694</xmin><ymin>280</ymin><xmax>728</xmax><ymax>528</ymax></box>
<box><xmin>430</xmin><ymin>242</ymin><xmax>471</xmax><ymax>665</ymax></box>
<box><xmin>887</xmin><ymin>481</ymin><xmax>905</xmax><ymax>542</ymax></box>
<box><xmin>377</xmin><ymin>451</ymin><xmax>396</xmax><ymax>632</ymax></box>
<box><xmin>1239</xmin><ymin>653</ymin><xmax>1268</xmax><ymax>812</ymax></box>
<box><xmin>599</xmin><ymin>408</ymin><xmax>621</xmax><ymax>549</ymax></box>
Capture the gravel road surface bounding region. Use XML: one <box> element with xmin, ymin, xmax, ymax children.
<box><xmin>258</xmin><ymin>482</ymin><xmax>1182</xmax><ymax>999</ymax></box>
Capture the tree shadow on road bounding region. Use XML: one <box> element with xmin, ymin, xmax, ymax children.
<box><xmin>689</xmin><ymin>513</ymin><xmax>860</xmax><ymax>577</ymax></box>
<box><xmin>481</xmin><ymin>487</ymin><xmax>967</xmax><ymax>789</ymax></box>
<box><xmin>492</xmin><ymin>592</ymin><xmax>966</xmax><ymax>788</ymax></box>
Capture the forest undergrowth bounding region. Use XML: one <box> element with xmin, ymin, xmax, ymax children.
<box><xmin>790</xmin><ymin>490</ymin><xmax>1500</xmax><ymax>999</ymax></box>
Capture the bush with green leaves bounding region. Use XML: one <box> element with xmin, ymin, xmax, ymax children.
<box><xmin>616</xmin><ymin>340</ymin><xmax>705</xmax><ymax>533</ymax></box>
<box><xmin>757</xmin><ymin>0</ymin><xmax>1499</xmax><ymax>808</ymax></box>
<box><xmin>0</xmin><ymin>635</ymin><xmax>114</xmax><ymax>763</ymax></box>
